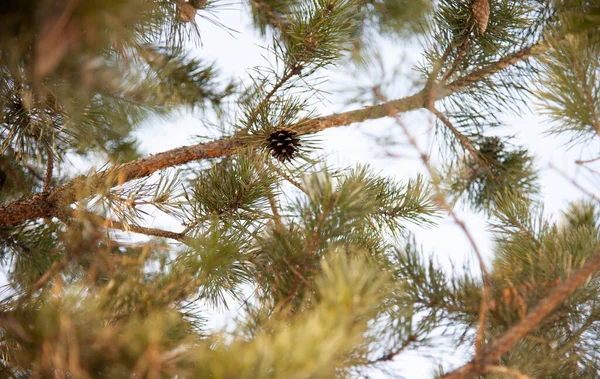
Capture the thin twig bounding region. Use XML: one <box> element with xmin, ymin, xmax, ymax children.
<box><xmin>373</xmin><ymin>86</ymin><xmax>491</xmax><ymax>365</ymax></box>
<box><xmin>550</xmin><ymin>163</ymin><xmax>600</xmax><ymax>203</ymax></box>
<box><xmin>44</xmin><ymin>147</ymin><xmax>54</xmax><ymax>192</ymax></box>
<box><xmin>245</xmin><ymin>67</ymin><xmax>299</xmax><ymax>130</ymax></box>
<box><xmin>575</xmin><ymin>156</ymin><xmax>600</xmax><ymax>165</ymax></box>
<box><xmin>368</xmin><ymin>335</ymin><xmax>417</xmax><ymax>364</ymax></box>
<box><xmin>272</xmin><ymin>163</ymin><xmax>304</xmax><ymax>192</ymax></box>
<box><xmin>282</xmin><ymin>256</ymin><xmax>313</xmax><ymax>289</ymax></box>
<box><xmin>72</xmin><ymin>210</ymin><xmax>188</xmax><ymax>243</ymax></box>
<box><xmin>429</xmin><ymin>107</ymin><xmax>480</xmax><ymax>161</ymax></box>
<box><xmin>268</xmin><ymin>192</ymin><xmax>284</xmax><ymax>230</ymax></box>
<box><xmin>307</xmin><ymin>200</ymin><xmax>334</xmax><ymax>256</ymax></box>
<box><xmin>29</xmin><ymin>255</ymin><xmax>68</xmax><ymax>294</ymax></box>
<box><xmin>424</xmin><ymin>43</ymin><xmax>455</xmax><ymax>110</ymax></box>
<box><xmin>441</xmin><ymin>37</ymin><xmax>472</xmax><ymax>84</ymax></box>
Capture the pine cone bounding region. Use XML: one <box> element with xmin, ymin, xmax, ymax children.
<box><xmin>471</xmin><ymin>0</ymin><xmax>490</xmax><ymax>35</ymax></box>
<box><xmin>266</xmin><ymin>129</ymin><xmax>301</xmax><ymax>162</ymax></box>
<box><xmin>177</xmin><ymin>2</ymin><xmax>197</xmax><ymax>23</ymax></box>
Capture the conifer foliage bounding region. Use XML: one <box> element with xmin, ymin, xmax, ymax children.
<box><xmin>1</xmin><ymin>0</ymin><xmax>600</xmax><ymax>378</ymax></box>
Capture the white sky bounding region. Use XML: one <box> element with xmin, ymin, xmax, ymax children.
<box><xmin>133</xmin><ymin>5</ymin><xmax>600</xmax><ymax>378</ymax></box>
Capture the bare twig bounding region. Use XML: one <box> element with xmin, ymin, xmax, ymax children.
<box><xmin>373</xmin><ymin>86</ymin><xmax>492</xmax><ymax>362</ymax></box>
<box><xmin>44</xmin><ymin>148</ymin><xmax>54</xmax><ymax>192</ymax></box>
<box><xmin>368</xmin><ymin>335</ymin><xmax>417</xmax><ymax>365</ymax></box>
<box><xmin>575</xmin><ymin>155</ymin><xmax>600</xmax><ymax>165</ymax></box>
<box><xmin>71</xmin><ymin>210</ymin><xmax>188</xmax><ymax>243</ymax></box>
<box><xmin>550</xmin><ymin>163</ymin><xmax>600</xmax><ymax>203</ymax></box>
<box><xmin>441</xmin><ymin>37</ymin><xmax>472</xmax><ymax>84</ymax></box>
<box><xmin>426</xmin><ymin>107</ymin><xmax>493</xmax><ymax>361</ymax></box>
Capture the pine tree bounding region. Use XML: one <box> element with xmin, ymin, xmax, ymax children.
<box><xmin>1</xmin><ymin>0</ymin><xmax>600</xmax><ymax>378</ymax></box>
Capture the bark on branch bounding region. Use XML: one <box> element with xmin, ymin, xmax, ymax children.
<box><xmin>0</xmin><ymin>39</ymin><xmax>548</xmax><ymax>227</ymax></box>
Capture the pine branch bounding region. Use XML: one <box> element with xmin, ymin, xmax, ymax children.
<box><xmin>445</xmin><ymin>38</ymin><xmax>550</xmax><ymax>93</ymax></box>
<box><xmin>0</xmin><ymin>37</ymin><xmax>556</xmax><ymax>227</ymax></box>
<box><xmin>441</xmin><ymin>251</ymin><xmax>600</xmax><ymax>379</ymax></box>
<box><xmin>0</xmin><ymin>313</ymin><xmax>32</xmax><ymax>343</ymax></box>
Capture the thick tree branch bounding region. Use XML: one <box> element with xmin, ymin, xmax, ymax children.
<box><xmin>441</xmin><ymin>251</ymin><xmax>600</xmax><ymax>379</ymax></box>
<box><xmin>0</xmin><ymin>38</ymin><xmax>552</xmax><ymax>227</ymax></box>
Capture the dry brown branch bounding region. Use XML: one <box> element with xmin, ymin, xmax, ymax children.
<box><xmin>441</xmin><ymin>251</ymin><xmax>600</xmax><ymax>379</ymax></box>
<box><xmin>44</xmin><ymin>148</ymin><xmax>53</xmax><ymax>192</ymax></box>
<box><xmin>0</xmin><ymin>38</ymin><xmax>553</xmax><ymax>227</ymax></box>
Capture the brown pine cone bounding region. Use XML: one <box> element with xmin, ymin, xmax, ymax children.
<box><xmin>177</xmin><ymin>2</ymin><xmax>197</xmax><ymax>23</ymax></box>
<box><xmin>472</xmin><ymin>0</ymin><xmax>490</xmax><ymax>35</ymax></box>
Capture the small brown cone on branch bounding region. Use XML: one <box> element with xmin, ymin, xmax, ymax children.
<box><xmin>267</xmin><ymin>129</ymin><xmax>301</xmax><ymax>162</ymax></box>
<box><xmin>176</xmin><ymin>1</ymin><xmax>197</xmax><ymax>23</ymax></box>
<box><xmin>471</xmin><ymin>0</ymin><xmax>490</xmax><ymax>35</ymax></box>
